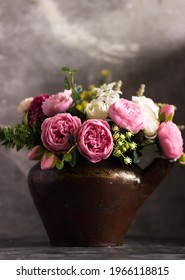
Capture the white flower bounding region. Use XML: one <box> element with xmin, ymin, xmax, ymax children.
<box><xmin>17</xmin><ymin>97</ymin><xmax>33</xmax><ymax>114</ymax></box>
<box><xmin>85</xmin><ymin>82</ymin><xmax>122</xmax><ymax>120</ymax></box>
<box><xmin>95</xmin><ymin>82</ymin><xmax>116</xmax><ymax>92</ymax></box>
<box><xmin>132</xmin><ymin>96</ymin><xmax>159</xmax><ymax>138</ymax></box>
<box><xmin>85</xmin><ymin>99</ymin><xmax>108</xmax><ymax>120</ymax></box>
<box><xmin>94</xmin><ymin>82</ymin><xmax>121</xmax><ymax>104</ymax></box>
<box><xmin>97</xmin><ymin>93</ymin><xmax>120</xmax><ymax>106</ymax></box>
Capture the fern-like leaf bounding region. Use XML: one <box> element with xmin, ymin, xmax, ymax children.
<box><xmin>0</xmin><ymin>124</ymin><xmax>42</xmax><ymax>151</ymax></box>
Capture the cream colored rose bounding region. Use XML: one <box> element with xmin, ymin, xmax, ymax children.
<box><xmin>17</xmin><ymin>97</ymin><xmax>33</xmax><ymax>114</ymax></box>
<box><xmin>85</xmin><ymin>99</ymin><xmax>109</xmax><ymax>120</ymax></box>
<box><xmin>85</xmin><ymin>82</ymin><xmax>122</xmax><ymax>120</ymax></box>
<box><xmin>132</xmin><ymin>96</ymin><xmax>159</xmax><ymax>138</ymax></box>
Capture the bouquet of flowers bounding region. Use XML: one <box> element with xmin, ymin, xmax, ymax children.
<box><xmin>0</xmin><ymin>67</ymin><xmax>184</xmax><ymax>170</ymax></box>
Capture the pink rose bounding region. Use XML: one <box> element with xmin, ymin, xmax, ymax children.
<box><xmin>159</xmin><ymin>105</ymin><xmax>175</xmax><ymax>122</ymax></box>
<box><xmin>77</xmin><ymin>119</ymin><xmax>113</xmax><ymax>163</ymax></box>
<box><xmin>27</xmin><ymin>145</ymin><xmax>45</xmax><ymax>160</ymax></box>
<box><xmin>42</xmin><ymin>90</ymin><xmax>74</xmax><ymax>116</ymax></box>
<box><xmin>41</xmin><ymin>113</ymin><xmax>81</xmax><ymax>153</ymax></box>
<box><xmin>41</xmin><ymin>152</ymin><xmax>57</xmax><ymax>170</ymax></box>
<box><xmin>157</xmin><ymin>121</ymin><xmax>183</xmax><ymax>159</ymax></box>
<box><xmin>109</xmin><ymin>98</ymin><xmax>145</xmax><ymax>134</ymax></box>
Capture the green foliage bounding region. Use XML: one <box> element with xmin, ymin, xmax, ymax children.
<box><xmin>54</xmin><ymin>143</ymin><xmax>77</xmax><ymax>170</ymax></box>
<box><xmin>133</xmin><ymin>150</ymin><xmax>142</xmax><ymax>164</ymax></box>
<box><xmin>69</xmin><ymin>149</ymin><xmax>77</xmax><ymax>167</ymax></box>
<box><xmin>112</xmin><ymin>126</ymin><xmax>137</xmax><ymax>165</ymax></box>
<box><xmin>0</xmin><ymin>123</ymin><xmax>41</xmax><ymax>151</ymax></box>
<box><xmin>64</xmin><ymin>77</ymin><xmax>71</xmax><ymax>90</ymax></box>
<box><xmin>60</xmin><ymin>67</ymin><xmax>78</xmax><ymax>75</ymax></box>
<box><xmin>56</xmin><ymin>159</ymin><xmax>64</xmax><ymax>170</ymax></box>
<box><xmin>68</xmin><ymin>133</ymin><xmax>76</xmax><ymax>146</ymax></box>
<box><xmin>72</xmin><ymin>84</ymin><xmax>83</xmax><ymax>104</ymax></box>
<box><xmin>63</xmin><ymin>153</ymin><xmax>72</xmax><ymax>162</ymax></box>
<box><xmin>112</xmin><ymin>125</ymin><xmax>159</xmax><ymax>165</ymax></box>
<box><xmin>61</xmin><ymin>66</ymin><xmax>71</xmax><ymax>73</ymax></box>
<box><xmin>23</xmin><ymin>112</ymin><xmax>29</xmax><ymax>126</ymax></box>
<box><xmin>61</xmin><ymin>66</ymin><xmax>83</xmax><ymax>105</ymax></box>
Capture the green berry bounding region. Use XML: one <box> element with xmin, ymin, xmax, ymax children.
<box><xmin>113</xmin><ymin>133</ymin><xmax>120</xmax><ymax>140</ymax></box>
<box><xmin>125</xmin><ymin>142</ymin><xmax>130</xmax><ymax>149</ymax></box>
<box><xmin>118</xmin><ymin>140</ymin><xmax>123</xmax><ymax>146</ymax></box>
<box><xmin>121</xmin><ymin>147</ymin><xmax>127</xmax><ymax>153</ymax></box>
<box><xmin>113</xmin><ymin>149</ymin><xmax>122</xmax><ymax>157</ymax></box>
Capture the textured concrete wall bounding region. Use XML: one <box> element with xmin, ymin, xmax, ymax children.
<box><xmin>0</xmin><ymin>0</ymin><xmax>185</xmax><ymax>241</ymax></box>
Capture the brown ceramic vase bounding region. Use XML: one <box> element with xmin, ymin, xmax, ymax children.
<box><xmin>28</xmin><ymin>158</ymin><xmax>173</xmax><ymax>246</ymax></box>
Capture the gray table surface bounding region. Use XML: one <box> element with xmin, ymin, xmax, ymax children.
<box><xmin>0</xmin><ymin>237</ymin><xmax>185</xmax><ymax>260</ymax></box>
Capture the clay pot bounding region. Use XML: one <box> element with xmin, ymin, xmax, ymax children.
<box><xmin>28</xmin><ymin>158</ymin><xmax>173</xmax><ymax>246</ymax></box>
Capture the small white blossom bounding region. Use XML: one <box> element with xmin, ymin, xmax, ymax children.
<box><xmin>17</xmin><ymin>97</ymin><xmax>33</xmax><ymax>114</ymax></box>
<box><xmin>96</xmin><ymin>82</ymin><xmax>116</xmax><ymax>92</ymax></box>
<box><xmin>124</xmin><ymin>157</ymin><xmax>132</xmax><ymax>165</ymax></box>
<box><xmin>132</xmin><ymin>96</ymin><xmax>159</xmax><ymax>139</ymax></box>
<box><xmin>85</xmin><ymin>82</ymin><xmax>122</xmax><ymax>120</ymax></box>
<box><xmin>94</xmin><ymin>82</ymin><xmax>122</xmax><ymax>105</ymax></box>
<box><xmin>130</xmin><ymin>142</ymin><xmax>137</xmax><ymax>150</ymax></box>
<box><xmin>126</xmin><ymin>131</ymin><xmax>133</xmax><ymax>138</ymax></box>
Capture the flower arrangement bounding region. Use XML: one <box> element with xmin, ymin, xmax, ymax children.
<box><xmin>0</xmin><ymin>67</ymin><xmax>184</xmax><ymax>170</ymax></box>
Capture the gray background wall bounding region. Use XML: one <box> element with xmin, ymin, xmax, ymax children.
<box><xmin>0</xmin><ymin>0</ymin><xmax>185</xmax><ymax>241</ymax></box>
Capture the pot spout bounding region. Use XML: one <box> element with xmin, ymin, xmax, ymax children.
<box><xmin>141</xmin><ymin>158</ymin><xmax>174</xmax><ymax>195</ymax></box>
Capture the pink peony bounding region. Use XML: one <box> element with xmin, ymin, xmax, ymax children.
<box><xmin>42</xmin><ymin>90</ymin><xmax>74</xmax><ymax>116</ymax></box>
<box><xmin>109</xmin><ymin>98</ymin><xmax>145</xmax><ymax>134</ymax></box>
<box><xmin>41</xmin><ymin>113</ymin><xmax>81</xmax><ymax>153</ymax></box>
<box><xmin>28</xmin><ymin>94</ymin><xmax>49</xmax><ymax>125</ymax></box>
<box><xmin>159</xmin><ymin>105</ymin><xmax>175</xmax><ymax>122</ymax></box>
<box><xmin>157</xmin><ymin>121</ymin><xmax>183</xmax><ymax>159</ymax></box>
<box><xmin>77</xmin><ymin>119</ymin><xmax>113</xmax><ymax>163</ymax></box>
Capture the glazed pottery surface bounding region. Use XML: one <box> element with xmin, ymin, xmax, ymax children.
<box><xmin>28</xmin><ymin>158</ymin><xmax>173</xmax><ymax>246</ymax></box>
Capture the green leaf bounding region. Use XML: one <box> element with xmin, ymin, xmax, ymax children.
<box><xmin>69</xmin><ymin>150</ymin><xmax>77</xmax><ymax>167</ymax></box>
<box><xmin>72</xmin><ymin>89</ymin><xmax>82</xmax><ymax>101</ymax></box>
<box><xmin>133</xmin><ymin>150</ymin><xmax>142</xmax><ymax>164</ymax></box>
<box><xmin>23</xmin><ymin>112</ymin><xmax>29</xmax><ymax>126</ymax></box>
<box><xmin>56</xmin><ymin>159</ymin><xmax>64</xmax><ymax>170</ymax></box>
<box><xmin>63</xmin><ymin>153</ymin><xmax>72</xmax><ymax>162</ymax></box>
<box><xmin>166</xmin><ymin>113</ymin><xmax>173</xmax><ymax>122</ymax></box>
<box><xmin>64</xmin><ymin>77</ymin><xmax>71</xmax><ymax>90</ymax></box>
<box><xmin>60</xmin><ymin>66</ymin><xmax>70</xmax><ymax>73</ymax></box>
<box><xmin>72</xmin><ymin>90</ymin><xmax>78</xmax><ymax>100</ymax></box>
<box><xmin>159</xmin><ymin>112</ymin><xmax>166</xmax><ymax>122</ymax></box>
<box><xmin>71</xmin><ymin>69</ymin><xmax>78</xmax><ymax>73</ymax></box>
<box><xmin>178</xmin><ymin>153</ymin><xmax>185</xmax><ymax>167</ymax></box>
<box><xmin>68</xmin><ymin>133</ymin><xmax>76</xmax><ymax>145</ymax></box>
<box><xmin>0</xmin><ymin>123</ymin><xmax>42</xmax><ymax>151</ymax></box>
<box><xmin>74</xmin><ymin>84</ymin><xmax>83</xmax><ymax>95</ymax></box>
<box><xmin>75</xmin><ymin>98</ymin><xmax>83</xmax><ymax>105</ymax></box>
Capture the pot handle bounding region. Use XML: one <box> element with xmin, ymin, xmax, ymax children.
<box><xmin>141</xmin><ymin>158</ymin><xmax>174</xmax><ymax>194</ymax></box>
